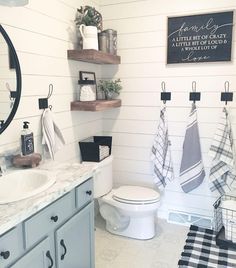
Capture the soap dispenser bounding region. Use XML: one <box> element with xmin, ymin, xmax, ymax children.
<box><xmin>21</xmin><ymin>121</ymin><xmax>34</xmax><ymax>156</ymax></box>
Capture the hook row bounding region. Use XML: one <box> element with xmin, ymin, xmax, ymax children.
<box><xmin>161</xmin><ymin>81</ymin><xmax>233</xmax><ymax>105</ymax></box>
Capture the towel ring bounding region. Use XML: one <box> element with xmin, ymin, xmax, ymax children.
<box><xmin>221</xmin><ymin>81</ymin><xmax>233</xmax><ymax>106</ymax></box>
<box><xmin>189</xmin><ymin>81</ymin><xmax>201</xmax><ymax>104</ymax></box>
<box><xmin>160</xmin><ymin>81</ymin><xmax>171</xmax><ymax>104</ymax></box>
<box><xmin>38</xmin><ymin>84</ymin><xmax>53</xmax><ymax>110</ymax></box>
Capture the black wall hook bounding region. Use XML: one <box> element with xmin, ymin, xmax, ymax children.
<box><xmin>160</xmin><ymin>81</ymin><xmax>171</xmax><ymax>104</ymax></box>
<box><xmin>189</xmin><ymin>81</ymin><xmax>201</xmax><ymax>104</ymax></box>
<box><xmin>221</xmin><ymin>81</ymin><xmax>233</xmax><ymax>105</ymax></box>
<box><xmin>38</xmin><ymin>84</ymin><xmax>53</xmax><ymax>110</ymax></box>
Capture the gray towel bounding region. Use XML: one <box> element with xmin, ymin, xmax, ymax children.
<box><xmin>179</xmin><ymin>103</ymin><xmax>205</xmax><ymax>193</ymax></box>
<box><xmin>209</xmin><ymin>108</ymin><xmax>236</xmax><ymax>195</ymax></box>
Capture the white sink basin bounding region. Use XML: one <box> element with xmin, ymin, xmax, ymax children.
<box><xmin>0</xmin><ymin>169</ymin><xmax>56</xmax><ymax>204</ymax></box>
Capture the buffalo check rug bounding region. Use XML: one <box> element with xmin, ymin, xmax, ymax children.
<box><xmin>178</xmin><ymin>225</ymin><xmax>236</xmax><ymax>268</ymax></box>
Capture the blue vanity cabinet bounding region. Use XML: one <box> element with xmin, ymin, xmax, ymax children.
<box><xmin>0</xmin><ymin>177</ymin><xmax>94</xmax><ymax>268</ymax></box>
<box><xmin>0</xmin><ymin>225</ymin><xmax>24</xmax><ymax>267</ymax></box>
<box><xmin>10</xmin><ymin>237</ymin><xmax>53</xmax><ymax>268</ymax></box>
<box><xmin>55</xmin><ymin>202</ymin><xmax>95</xmax><ymax>268</ymax></box>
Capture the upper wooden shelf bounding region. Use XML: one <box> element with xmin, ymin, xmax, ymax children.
<box><xmin>67</xmin><ymin>49</ymin><xmax>121</xmax><ymax>64</ymax></box>
<box><xmin>71</xmin><ymin>99</ymin><xmax>121</xmax><ymax>112</ymax></box>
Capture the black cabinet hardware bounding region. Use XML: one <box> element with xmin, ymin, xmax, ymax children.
<box><xmin>60</xmin><ymin>239</ymin><xmax>67</xmax><ymax>260</ymax></box>
<box><xmin>46</xmin><ymin>250</ymin><xmax>54</xmax><ymax>268</ymax></box>
<box><xmin>0</xmin><ymin>251</ymin><xmax>10</xmax><ymax>260</ymax></box>
<box><xmin>51</xmin><ymin>216</ymin><xmax>58</xmax><ymax>222</ymax></box>
<box><xmin>86</xmin><ymin>190</ymin><xmax>92</xmax><ymax>196</ymax></box>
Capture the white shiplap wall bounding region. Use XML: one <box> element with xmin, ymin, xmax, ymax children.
<box><xmin>100</xmin><ymin>0</ymin><xmax>236</xmax><ymax>219</ymax></box>
<box><xmin>0</xmin><ymin>0</ymin><xmax>103</xmax><ymax>163</ymax></box>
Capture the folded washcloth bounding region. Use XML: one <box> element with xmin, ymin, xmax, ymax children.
<box><xmin>179</xmin><ymin>103</ymin><xmax>205</xmax><ymax>193</ymax></box>
<box><xmin>209</xmin><ymin>107</ymin><xmax>236</xmax><ymax>195</ymax></box>
<box><xmin>151</xmin><ymin>106</ymin><xmax>174</xmax><ymax>190</ymax></box>
<box><xmin>42</xmin><ymin>108</ymin><xmax>65</xmax><ymax>160</ymax></box>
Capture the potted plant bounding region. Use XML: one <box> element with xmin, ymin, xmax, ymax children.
<box><xmin>75</xmin><ymin>6</ymin><xmax>102</xmax><ymax>50</ymax></box>
<box><xmin>98</xmin><ymin>78</ymin><xmax>122</xmax><ymax>100</ymax></box>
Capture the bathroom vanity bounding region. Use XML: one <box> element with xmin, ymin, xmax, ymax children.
<box><xmin>0</xmin><ymin>162</ymin><xmax>95</xmax><ymax>268</ymax></box>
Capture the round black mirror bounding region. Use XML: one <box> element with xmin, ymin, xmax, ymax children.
<box><xmin>0</xmin><ymin>24</ymin><xmax>21</xmax><ymax>134</ymax></box>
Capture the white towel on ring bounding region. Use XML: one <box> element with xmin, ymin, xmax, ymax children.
<box><xmin>42</xmin><ymin>108</ymin><xmax>65</xmax><ymax>160</ymax></box>
<box><xmin>151</xmin><ymin>106</ymin><xmax>174</xmax><ymax>190</ymax></box>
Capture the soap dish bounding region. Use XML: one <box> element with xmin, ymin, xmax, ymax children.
<box><xmin>13</xmin><ymin>153</ymin><xmax>42</xmax><ymax>168</ymax></box>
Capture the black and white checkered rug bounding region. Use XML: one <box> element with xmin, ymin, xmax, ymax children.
<box><xmin>178</xmin><ymin>225</ymin><xmax>236</xmax><ymax>268</ymax></box>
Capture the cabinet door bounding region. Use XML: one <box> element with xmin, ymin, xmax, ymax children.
<box><xmin>10</xmin><ymin>237</ymin><xmax>54</xmax><ymax>268</ymax></box>
<box><xmin>55</xmin><ymin>202</ymin><xmax>94</xmax><ymax>268</ymax></box>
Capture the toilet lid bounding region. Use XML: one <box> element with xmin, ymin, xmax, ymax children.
<box><xmin>112</xmin><ymin>186</ymin><xmax>160</xmax><ymax>204</ymax></box>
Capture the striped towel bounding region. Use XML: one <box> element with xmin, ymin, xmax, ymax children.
<box><xmin>151</xmin><ymin>106</ymin><xmax>174</xmax><ymax>190</ymax></box>
<box><xmin>42</xmin><ymin>108</ymin><xmax>65</xmax><ymax>160</ymax></box>
<box><xmin>179</xmin><ymin>103</ymin><xmax>205</xmax><ymax>193</ymax></box>
<box><xmin>209</xmin><ymin>107</ymin><xmax>236</xmax><ymax>195</ymax></box>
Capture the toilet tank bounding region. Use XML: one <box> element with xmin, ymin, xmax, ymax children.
<box><xmin>93</xmin><ymin>155</ymin><xmax>113</xmax><ymax>198</ymax></box>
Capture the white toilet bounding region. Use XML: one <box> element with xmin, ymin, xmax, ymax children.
<box><xmin>92</xmin><ymin>155</ymin><xmax>160</xmax><ymax>240</ymax></box>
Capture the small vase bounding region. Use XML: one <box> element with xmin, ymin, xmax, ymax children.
<box><xmin>105</xmin><ymin>91</ymin><xmax>113</xmax><ymax>100</ymax></box>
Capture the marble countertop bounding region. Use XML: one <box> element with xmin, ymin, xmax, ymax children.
<box><xmin>0</xmin><ymin>161</ymin><xmax>96</xmax><ymax>236</ymax></box>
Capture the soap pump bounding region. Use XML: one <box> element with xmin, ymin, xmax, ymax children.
<box><xmin>21</xmin><ymin>121</ymin><xmax>34</xmax><ymax>156</ymax></box>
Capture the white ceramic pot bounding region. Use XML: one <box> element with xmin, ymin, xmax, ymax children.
<box><xmin>79</xmin><ymin>24</ymin><xmax>98</xmax><ymax>50</ymax></box>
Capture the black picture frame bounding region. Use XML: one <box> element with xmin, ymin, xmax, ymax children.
<box><xmin>79</xmin><ymin>71</ymin><xmax>96</xmax><ymax>84</ymax></box>
<box><xmin>78</xmin><ymin>71</ymin><xmax>97</xmax><ymax>101</ymax></box>
<box><xmin>167</xmin><ymin>11</ymin><xmax>234</xmax><ymax>64</ymax></box>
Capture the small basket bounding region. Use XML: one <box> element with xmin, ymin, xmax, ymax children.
<box><xmin>79</xmin><ymin>136</ymin><xmax>112</xmax><ymax>162</ymax></box>
<box><xmin>214</xmin><ymin>194</ymin><xmax>236</xmax><ymax>249</ymax></box>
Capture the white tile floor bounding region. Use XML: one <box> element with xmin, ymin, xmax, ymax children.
<box><xmin>95</xmin><ymin>215</ymin><xmax>189</xmax><ymax>268</ymax></box>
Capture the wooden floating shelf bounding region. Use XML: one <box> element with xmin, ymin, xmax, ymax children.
<box><xmin>67</xmin><ymin>49</ymin><xmax>121</xmax><ymax>64</ymax></box>
<box><xmin>71</xmin><ymin>99</ymin><xmax>121</xmax><ymax>112</ymax></box>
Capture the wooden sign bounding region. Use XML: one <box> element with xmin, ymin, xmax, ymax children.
<box><xmin>167</xmin><ymin>11</ymin><xmax>233</xmax><ymax>64</ymax></box>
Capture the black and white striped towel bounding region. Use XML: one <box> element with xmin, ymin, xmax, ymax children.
<box><xmin>209</xmin><ymin>107</ymin><xmax>236</xmax><ymax>195</ymax></box>
<box><xmin>151</xmin><ymin>106</ymin><xmax>174</xmax><ymax>190</ymax></box>
<box><xmin>179</xmin><ymin>103</ymin><xmax>205</xmax><ymax>193</ymax></box>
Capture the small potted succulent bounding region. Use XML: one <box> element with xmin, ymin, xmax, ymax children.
<box><xmin>98</xmin><ymin>78</ymin><xmax>122</xmax><ymax>100</ymax></box>
<box><xmin>75</xmin><ymin>6</ymin><xmax>102</xmax><ymax>50</ymax></box>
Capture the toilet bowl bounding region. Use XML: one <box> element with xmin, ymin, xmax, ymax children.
<box><xmin>90</xmin><ymin>155</ymin><xmax>161</xmax><ymax>240</ymax></box>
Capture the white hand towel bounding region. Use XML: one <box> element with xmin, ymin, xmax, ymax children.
<box><xmin>179</xmin><ymin>103</ymin><xmax>205</xmax><ymax>193</ymax></box>
<box><xmin>151</xmin><ymin>106</ymin><xmax>174</xmax><ymax>190</ymax></box>
<box><xmin>42</xmin><ymin>109</ymin><xmax>65</xmax><ymax>160</ymax></box>
<box><xmin>209</xmin><ymin>107</ymin><xmax>236</xmax><ymax>195</ymax></box>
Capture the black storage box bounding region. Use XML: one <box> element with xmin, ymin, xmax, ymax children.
<box><xmin>79</xmin><ymin>136</ymin><xmax>112</xmax><ymax>162</ymax></box>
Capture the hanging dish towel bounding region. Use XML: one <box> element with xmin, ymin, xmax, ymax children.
<box><xmin>151</xmin><ymin>106</ymin><xmax>174</xmax><ymax>190</ymax></box>
<box><xmin>209</xmin><ymin>107</ymin><xmax>236</xmax><ymax>195</ymax></box>
<box><xmin>179</xmin><ymin>103</ymin><xmax>205</xmax><ymax>193</ymax></box>
<box><xmin>42</xmin><ymin>108</ymin><xmax>65</xmax><ymax>160</ymax></box>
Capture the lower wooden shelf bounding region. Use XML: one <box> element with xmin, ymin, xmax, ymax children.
<box><xmin>71</xmin><ymin>99</ymin><xmax>121</xmax><ymax>111</ymax></box>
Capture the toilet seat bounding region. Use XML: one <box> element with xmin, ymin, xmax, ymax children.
<box><xmin>112</xmin><ymin>186</ymin><xmax>160</xmax><ymax>205</ymax></box>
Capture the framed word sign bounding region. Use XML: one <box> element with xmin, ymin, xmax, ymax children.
<box><xmin>167</xmin><ymin>11</ymin><xmax>233</xmax><ymax>64</ymax></box>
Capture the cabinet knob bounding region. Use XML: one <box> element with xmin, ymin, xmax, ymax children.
<box><xmin>51</xmin><ymin>215</ymin><xmax>58</xmax><ymax>222</ymax></box>
<box><xmin>0</xmin><ymin>251</ymin><xmax>10</xmax><ymax>260</ymax></box>
<box><xmin>86</xmin><ymin>190</ymin><xmax>92</xmax><ymax>196</ymax></box>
